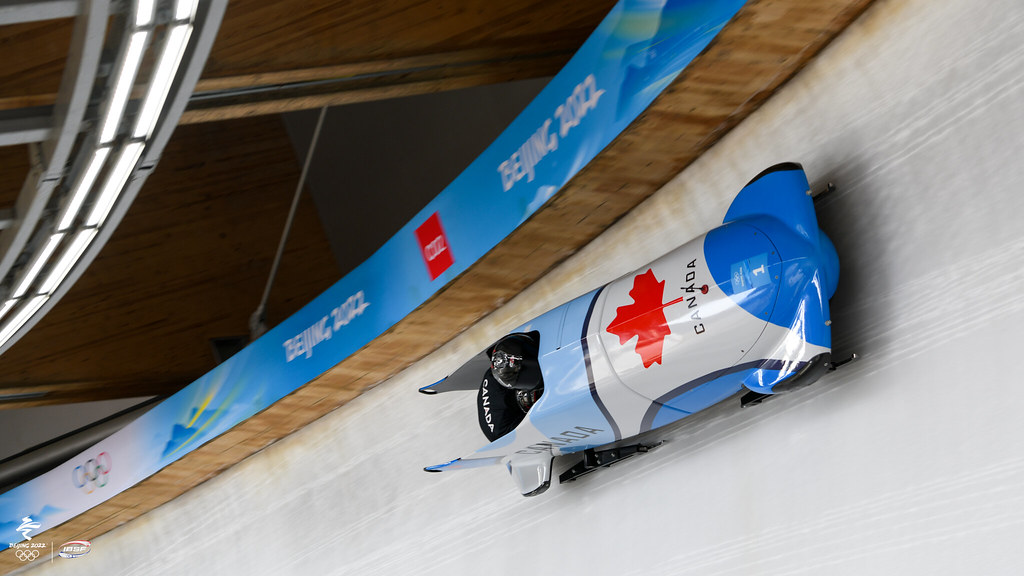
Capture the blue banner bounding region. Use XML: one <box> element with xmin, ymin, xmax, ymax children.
<box><xmin>1</xmin><ymin>0</ymin><xmax>746</xmax><ymax>545</ymax></box>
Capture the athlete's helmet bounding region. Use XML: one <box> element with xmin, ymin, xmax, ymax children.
<box><xmin>490</xmin><ymin>334</ymin><xmax>536</xmax><ymax>389</ymax></box>
<box><xmin>491</xmin><ymin>347</ymin><xmax>523</xmax><ymax>389</ymax></box>
<box><xmin>515</xmin><ymin>387</ymin><xmax>543</xmax><ymax>413</ymax></box>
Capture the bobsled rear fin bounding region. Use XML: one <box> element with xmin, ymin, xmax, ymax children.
<box><xmin>418</xmin><ymin>351</ymin><xmax>491</xmax><ymax>394</ymax></box>
<box><xmin>724</xmin><ymin>162</ymin><xmax>819</xmax><ymax>245</ymax></box>
<box><xmin>424</xmin><ymin>456</ymin><xmax>504</xmax><ymax>472</ymax></box>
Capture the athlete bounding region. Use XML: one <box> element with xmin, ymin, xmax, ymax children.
<box><xmin>476</xmin><ymin>334</ymin><xmax>544</xmax><ymax>441</ymax></box>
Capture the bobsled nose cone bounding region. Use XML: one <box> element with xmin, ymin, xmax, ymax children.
<box><xmin>818</xmin><ymin>230</ymin><xmax>839</xmax><ymax>300</ymax></box>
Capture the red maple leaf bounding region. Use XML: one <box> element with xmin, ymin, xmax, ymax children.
<box><xmin>607</xmin><ymin>269</ymin><xmax>676</xmax><ymax>368</ymax></box>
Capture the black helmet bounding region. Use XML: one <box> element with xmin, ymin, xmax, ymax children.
<box><xmin>490</xmin><ymin>334</ymin><xmax>537</xmax><ymax>389</ymax></box>
<box><xmin>515</xmin><ymin>387</ymin><xmax>543</xmax><ymax>413</ymax></box>
<box><xmin>491</xmin><ymin>348</ymin><xmax>522</xmax><ymax>389</ymax></box>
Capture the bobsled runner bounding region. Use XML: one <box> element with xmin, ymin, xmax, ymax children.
<box><xmin>421</xmin><ymin>163</ymin><xmax>846</xmax><ymax>496</ymax></box>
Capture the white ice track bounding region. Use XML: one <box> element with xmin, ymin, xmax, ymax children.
<box><xmin>16</xmin><ymin>0</ymin><xmax>1024</xmax><ymax>574</ymax></box>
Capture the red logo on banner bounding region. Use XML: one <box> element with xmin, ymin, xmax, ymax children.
<box><xmin>415</xmin><ymin>212</ymin><xmax>454</xmax><ymax>280</ymax></box>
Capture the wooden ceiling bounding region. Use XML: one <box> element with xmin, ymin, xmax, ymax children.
<box><xmin>185</xmin><ymin>0</ymin><xmax>619</xmax><ymax>121</ymax></box>
<box><xmin>0</xmin><ymin>0</ymin><xmax>876</xmax><ymax>572</ymax></box>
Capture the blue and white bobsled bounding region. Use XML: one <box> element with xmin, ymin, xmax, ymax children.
<box><xmin>421</xmin><ymin>163</ymin><xmax>842</xmax><ymax>496</ymax></box>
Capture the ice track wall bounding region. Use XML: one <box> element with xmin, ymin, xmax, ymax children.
<box><xmin>17</xmin><ymin>0</ymin><xmax>1024</xmax><ymax>573</ymax></box>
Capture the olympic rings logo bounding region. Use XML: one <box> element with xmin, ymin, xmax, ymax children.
<box><xmin>15</xmin><ymin>549</ymin><xmax>40</xmax><ymax>561</ymax></box>
<box><xmin>72</xmin><ymin>452</ymin><xmax>111</xmax><ymax>493</ymax></box>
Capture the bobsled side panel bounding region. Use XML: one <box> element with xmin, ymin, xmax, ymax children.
<box><xmin>655</xmin><ymin>367</ymin><xmax>748</xmax><ymax>415</ymax></box>
<box><xmin>645</xmin><ymin>403</ymin><xmax>690</xmax><ymax>432</ymax></box>
<box><xmin>529</xmin><ymin>341</ymin><xmax>617</xmax><ymax>452</ymax></box>
<box><xmin>644</xmin><ymin>367</ymin><xmax>756</xmax><ymax>431</ymax></box>
<box><xmin>528</xmin><ymin>290</ymin><xmax>617</xmax><ymax>450</ymax></box>
<box><xmin>584</xmin><ymin>335</ymin><xmax>671</xmax><ymax>440</ymax></box>
<box><xmin>514</xmin><ymin>288</ymin><xmax>601</xmax><ymax>357</ymax></box>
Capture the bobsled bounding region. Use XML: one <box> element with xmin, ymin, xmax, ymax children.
<box><xmin>421</xmin><ymin>163</ymin><xmax>847</xmax><ymax>496</ymax></box>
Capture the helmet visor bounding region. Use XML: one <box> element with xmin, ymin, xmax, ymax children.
<box><xmin>491</xmin><ymin>349</ymin><xmax>522</xmax><ymax>388</ymax></box>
